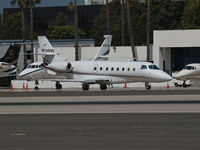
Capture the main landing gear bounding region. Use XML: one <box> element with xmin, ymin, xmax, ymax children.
<box><xmin>56</xmin><ymin>81</ymin><xmax>62</xmax><ymax>89</ymax></box>
<box><xmin>145</xmin><ymin>82</ymin><xmax>151</xmax><ymax>90</ymax></box>
<box><xmin>34</xmin><ymin>80</ymin><xmax>39</xmax><ymax>90</ymax></box>
<box><xmin>100</xmin><ymin>84</ymin><xmax>107</xmax><ymax>90</ymax></box>
<box><xmin>82</xmin><ymin>84</ymin><xmax>89</xmax><ymax>91</ymax></box>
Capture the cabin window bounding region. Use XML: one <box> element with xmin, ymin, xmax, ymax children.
<box><xmin>106</xmin><ymin>67</ymin><xmax>109</xmax><ymax>71</ymax></box>
<box><xmin>117</xmin><ymin>67</ymin><xmax>119</xmax><ymax>71</ymax></box>
<box><xmin>94</xmin><ymin>67</ymin><xmax>97</xmax><ymax>71</ymax></box>
<box><xmin>111</xmin><ymin>67</ymin><xmax>114</xmax><ymax>71</ymax></box>
<box><xmin>39</xmin><ymin>65</ymin><xmax>41</xmax><ymax>68</ymax></box>
<box><xmin>122</xmin><ymin>68</ymin><xmax>125</xmax><ymax>71</ymax></box>
<box><xmin>31</xmin><ymin>65</ymin><xmax>35</xmax><ymax>68</ymax></box>
<box><xmin>127</xmin><ymin>68</ymin><xmax>130</xmax><ymax>71</ymax></box>
<box><xmin>141</xmin><ymin>65</ymin><xmax>147</xmax><ymax>70</ymax></box>
<box><xmin>100</xmin><ymin>67</ymin><xmax>102</xmax><ymax>71</ymax></box>
<box><xmin>133</xmin><ymin>68</ymin><xmax>135</xmax><ymax>71</ymax></box>
<box><xmin>28</xmin><ymin>65</ymin><xmax>31</xmax><ymax>68</ymax></box>
<box><xmin>148</xmin><ymin>65</ymin><xmax>159</xmax><ymax>70</ymax></box>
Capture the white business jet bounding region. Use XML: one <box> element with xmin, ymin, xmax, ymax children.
<box><xmin>19</xmin><ymin>35</ymin><xmax>172</xmax><ymax>90</ymax></box>
<box><xmin>0</xmin><ymin>44</ymin><xmax>21</xmax><ymax>77</ymax></box>
<box><xmin>175</xmin><ymin>63</ymin><xmax>200</xmax><ymax>87</ymax></box>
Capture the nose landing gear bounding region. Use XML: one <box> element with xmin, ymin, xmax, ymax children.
<box><xmin>55</xmin><ymin>81</ymin><xmax>62</xmax><ymax>89</ymax></box>
<box><xmin>34</xmin><ymin>80</ymin><xmax>39</xmax><ymax>90</ymax></box>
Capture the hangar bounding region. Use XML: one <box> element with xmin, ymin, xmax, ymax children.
<box><xmin>153</xmin><ymin>30</ymin><xmax>200</xmax><ymax>74</ymax></box>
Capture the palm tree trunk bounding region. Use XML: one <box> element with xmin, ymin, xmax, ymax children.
<box><xmin>146</xmin><ymin>0</ymin><xmax>151</xmax><ymax>61</ymax></box>
<box><xmin>126</xmin><ymin>0</ymin><xmax>136</xmax><ymax>60</ymax></box>
<box><xmin>30</xmin><ymin>0</ymin><xmax>34</xmax><ymax>63</ymax></box>
<box><xmin>121</xmin><ymin>0</ymin><xmax>125</xmax><ymax>46</ymax></box>
<box><xmin>20</xmin><ymin>0</ymin><xmax>27</xmax><ymax>66</ymax></box>
<box><xmin>106</xmin><ymin>0</ymin><xmax>110</xmax><ymax>35</ymax></box>
<box><xmin>74</xmin><ymin>0</ymin><xmax>79</xmax><ymax>61</ymax></box>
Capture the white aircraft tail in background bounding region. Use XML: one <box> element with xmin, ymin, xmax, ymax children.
<box><xmin>0</xmin><ymin>44</ymin><xmax>21</xmax><ymax>77</ymax></box>
<box><xmin>92</xmin><ymin>35</ymin><xmax>112</xmax><ymax>61</ymax></box>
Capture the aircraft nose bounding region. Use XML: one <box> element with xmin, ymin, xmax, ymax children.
<box><xmin>153</xmin><ymin>71</ymin><xmax>172</xmax><ymax>82</ymax></box>
<box><xmin>162</xmin><ymin>72</ymin><xmax>172</xmax><ymax>81</ymax></box>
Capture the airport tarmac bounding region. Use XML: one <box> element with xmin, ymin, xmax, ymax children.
<box><xmin>0</xmin><ymin>113</ymin><xmax>200</xmax><ymax>150</ymax></box>
<box><xmin>0</xmin><ymin>89</ymin><xmax>199</xmax><ymax>149</ymax></box>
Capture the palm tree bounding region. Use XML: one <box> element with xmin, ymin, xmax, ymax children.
<box><xmin>126</xmin><ymin>0</ymin><xmax>136</xmax><ymax>60</ymax></box>
<box><xmin>10</xmin><ymin>0</ymin><xmax>27</xmax><ymax>66</ymax></box>
<box><xmin>106</xmin><ymin>0</ymin><xmax>110</xmax><ymax>35</ymax></box>
<box><xmin>74</xmin><ymin>0</ymin><xmax>79</xmax><ymax>61</ymax></box>
<box><xmin>26</xmin><ymin>0</ymin><xmax>41</xmax><ymax>63</ymax></box>
<box><xmin>146</xmin><ymin>0</ymin><xmax>151</xmax><ymax>61</ymax></box>
<box><xmin>121</xmin><ymin>0</ymin><xmax>125</xmax><ymax>46</ymax></box>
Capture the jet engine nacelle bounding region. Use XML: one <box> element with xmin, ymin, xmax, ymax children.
<box><xmin>47</xmin><ymin>61</ymin><xmax>73</xmax><ymax>73</ymax></box>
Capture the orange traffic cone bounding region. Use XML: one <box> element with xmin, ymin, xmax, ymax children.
<box><xmin>23</xmin><ymin>83</ymin><xmax>25</xmax><ymax>90</ymax></box>
<box><xmin>166</xmin><ymin>82</ymin><xmax>170</xmax><ymax>88</ymax></box>
<box><xmin>124</xmin><ymin>83</ymin><xmax>127</xmax><ymax>88</ymax></box>
<box><xmin>26</xmin><ymin>83</ymin><xmax>28</xmax><ymax>90</ymax></box>
<box><xmin>11</xmin><ymin>83</ymin><xmax>13</xmax><ymax>91</ymax></box>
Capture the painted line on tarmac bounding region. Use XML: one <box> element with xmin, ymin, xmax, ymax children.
<box><xmin>0</xmin><ymin>100</ymin><xmax>200</xmax><ymax>106</ymax></box>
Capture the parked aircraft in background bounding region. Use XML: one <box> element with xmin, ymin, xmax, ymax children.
<box><xmin>175</xmin><ymin>63</ymin><xmax>200</xmax><ymax>87</ymax></box>
<box><xmin>19</xmin><ymin>35</ymin><xmax>172</xmax><ymax>90</ymax></box>
<box><xmin>0</xmin><ymin>44</ymin><xmax>21</xmax><ymax>77</ymax></box>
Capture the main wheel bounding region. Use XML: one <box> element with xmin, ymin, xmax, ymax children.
<box><xmin>100</xmin><ymin>84</ymin><xmax>107</xmax><ymax>90</ymax></box>
<box><xmin>183</xmin><ymin>81</ymin><xmax>187</xmax><ymax>88</ymax></box>
<box><xmin>56</xmin><ymin>81</ymin><xmax>62</xmax><ymax>89</ymax></box>
<box><xmin>34</xmin><ymin>86</ymin><xmax>39</xmax><ymax>90</ymax></box>
<box><xmin>174</xmin><ymin>83</ymin><xmax>178</xmax><ymax>87</ymax></box>
<box><xmin>82</xmin><ymin>84</ymin><xmax>89</xmax><ymax>91</ymax></box>
<box><xmin>145</xmin><ymin>85</ymin><xmax>151</xmax><ymax>90</ymax></box>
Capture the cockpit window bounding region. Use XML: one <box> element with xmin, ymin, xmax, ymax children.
<box><xmin>148</xmin><ymin>65</ymin><xmax>159</xmax><ymax>70</ymax></box>
<box><xmin>28</xmin><ymin>65</ymin><xmax>31</xmax><ymax>68</ymax></box>
<box><xmin>140</xmin><ymin>65</ymin><xmax>147</xmax><ymax>70</ymax></box>
<box><xmin>184</xmin><ymin>66</ymin><xmax>196</xmax><ymax>70</ymax></box>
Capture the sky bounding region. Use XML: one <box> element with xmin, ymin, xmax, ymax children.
<box><xmin>0</xmin><ymin>0</ymin><xmax>84</xmax><ymax>14</ymax></box>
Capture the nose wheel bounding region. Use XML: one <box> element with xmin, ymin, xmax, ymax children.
<box><xmin>34</xmin><ymin>80</ymin><xmax>39</xmax><ymax>90</ymax></box>
<box><xmin>56</xmin><ymin>81</ymin><xmax>62</xmax><ymax>89</ymax></box>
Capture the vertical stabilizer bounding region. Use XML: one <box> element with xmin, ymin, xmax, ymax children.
<box><xmin>92</xmin><ymin>35</ymin><xmax>112</xmax><ymax>61</ymax></box>
<box><xmin>0</xmin><ymin>44</ymin><xmax>21</xmax><ymax>66</ymax></box>
<box><xmin>38</xmin><ymin>35</ymin><xmax>59</xmax><ymax>64</ymax></box>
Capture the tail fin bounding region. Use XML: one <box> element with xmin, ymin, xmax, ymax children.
<box><xmin>92</xmin><ymin>35</ymin><xmax>112</xmax><ymax>61</ymax></box>
<box><xmin>38</xmin><ymin>35</ymin><xmax>59</xmax><ymax>64</ymax></box>
<box><xmin>0</xmin><ymin>44</ymin><xmax>21</xmax><ymax>66</ymax></box>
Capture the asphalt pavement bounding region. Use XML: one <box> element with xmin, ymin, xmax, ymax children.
<box><xmin>0</xmin><ymin>113</ymin><xmax>199</xmax><ymax>150</ymax></box>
